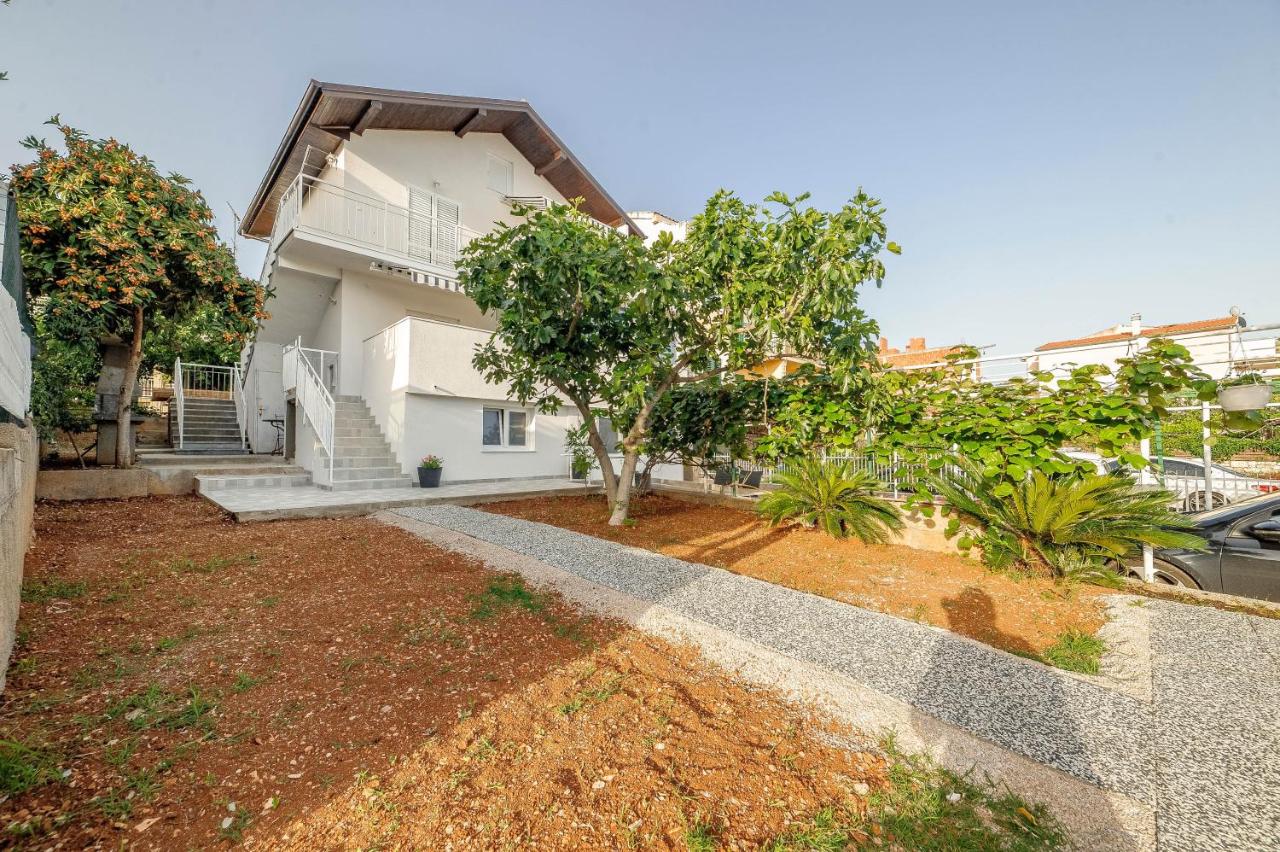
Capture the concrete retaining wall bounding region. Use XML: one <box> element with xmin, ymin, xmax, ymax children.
<box><xmin>1</xmin><ymin>420</ymin><xmax>38</xmax><ymax>692</ymax></box>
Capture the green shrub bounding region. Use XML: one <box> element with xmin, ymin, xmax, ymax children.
<box><xmin>929</xmin><ymin>455</ymin><xmax>1206</xmax><ymax>583</ymax></box>
<box><xmin>757</xmin><ymin>459</ymin><xmax>904</xmax><ymax>544</ymax></box>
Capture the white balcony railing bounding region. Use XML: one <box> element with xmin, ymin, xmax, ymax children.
<box><xmin>272</xmin><ymin>174</ymin><xmax>483</xmax><ymax>274</ymax></box>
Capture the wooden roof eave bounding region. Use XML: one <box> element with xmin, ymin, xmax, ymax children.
<box><xmin>241</xmin><ymin>81</ymin><xmax>640</xmax><ymax>239</ymax></box>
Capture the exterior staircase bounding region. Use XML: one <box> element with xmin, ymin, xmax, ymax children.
<box><xmin>193</xmin><ymin>394</ymin><xmax>413</xmax><ymax>495</ymax></box>
<box><xmin>324</xmin><ymin>396</ymin><xmax>415</xmax><ymax>491</ymax></box>
<box><xmin>174</xmin><ymin>397</ymin><xmax>247</xmax><ymax>454</ymax></box>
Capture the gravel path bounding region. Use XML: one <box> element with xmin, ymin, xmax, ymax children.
<box><xmin>395</xmin><ymin>505</ymin><xmax>1280</xmax><ymax>851</ymax></box>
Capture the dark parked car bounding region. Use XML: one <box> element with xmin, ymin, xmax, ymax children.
<box><xmin>1134</xmin><ymin>492</ymin><xmax>1280</xmax><ymax>602</ymax></box>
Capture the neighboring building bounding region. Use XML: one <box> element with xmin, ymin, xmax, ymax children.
<box><xmin>877</xmin><ymin>337</ymin><xmax>969</xmax><ymax>370</ymax></box>
<box><xmin>1032</xmin><ymin>313</ymin><xmax>1268</xmax><ymax>380</ymax></box>
<box><xmin>236</xmin><ymin>82</ymin><xmax>641</xmax><ymax>487</ymax></box>
<box><xmin>628</xmin><ymin>210</ymin><xmax>688</xmax><ymax>245</ymax></box>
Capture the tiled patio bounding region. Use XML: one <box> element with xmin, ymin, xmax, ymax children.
<box><xmin>199</xmin><ymin>477</ymin><xmax>600</xmax><ymax>522</ymax></box>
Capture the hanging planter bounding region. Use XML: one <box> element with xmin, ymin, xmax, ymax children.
<box><xmin>1218</xmin><ymin>374</ymin><xmax>1272</xmax><ymax>412</ymax></box>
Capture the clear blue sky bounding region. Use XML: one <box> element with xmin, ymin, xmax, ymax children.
<box><xmin>2</xmin><ymin>0</ymin><xmax>1276</xmax><ymax>353</ymax></box>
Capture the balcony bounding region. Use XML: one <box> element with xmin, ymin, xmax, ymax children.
<box><xmin>270</xmin><ymin>174</ymin><xmax>484</xmax><ymax>283</ymax></box>
<box><xmin>363</xmin><ymin>316</ymin><xmax>503</xmax><ymax>401</ymax></box>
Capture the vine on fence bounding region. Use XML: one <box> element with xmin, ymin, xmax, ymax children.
<box><xmin>871</xmin><ymin>338</ymin><xmax>1218</xmax><ymax>494</ymax></box>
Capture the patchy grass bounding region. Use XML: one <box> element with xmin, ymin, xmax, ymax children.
<box><xmin>469</xmin><ymin>574</ymin><xmax>548</xmax><ymax>620</ymax></box>
<box><xmin>232</xmin><ymin>672</ymin><xmax>266</xmax><ymax>694</ymax></box>
<box><xmin>21</xmin><ymin>577</ymin><xmax>87</xmax><ymax>604</ymax></box>
<box><xmin>106</xmin><ymin>684</ymin><xmax>218</xmax><ymax>733</ymax></box>
<box><xmin>0</xmin><ymin>739</ymin><xmax>62</xmax><ymax>795</ymax></box>
<box><xmin>169</xmin><ymin>552</ymin><xmax>257</xmax><ymax>575</ymax></box>
<box><xmin>1041</xmin><ymin>629</ymin><xmax>1106</xmax><ymax>675</ymax></box>
<box><xmin>684</xmin><ymin>816</ymin><xmax>719</xmax><ymax>851</ymax></box>
<box><xmin>871</xmin><ymin>737</ymin><xmax>1066</xmax><ymax>851</ymax></box>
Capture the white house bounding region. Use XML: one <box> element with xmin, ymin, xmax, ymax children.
<box><xmin>232</xmin><ymin>82</ymin><xmax>642</xmax><ymax>488</ymax></box>
<box><xmin>1032</xmin><ymin>312</ymin><xmax>1276</xmax><ymax>381</ymax></box>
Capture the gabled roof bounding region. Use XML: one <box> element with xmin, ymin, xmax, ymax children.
<box><xmin>242</xmin><ymin>81</ymin><xmax>640</xmax><ymax>238</ymax></box>
<box><xmin>1035</xmin><ymin>316</ymin><xmax>1243</xmax><ymax>352</ymax></box>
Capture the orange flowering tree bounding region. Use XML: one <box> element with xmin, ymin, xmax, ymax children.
<box><xmin>9</xmin><ymin>118</ymin><xmax>269</xmax><ymax>467</ymax></box>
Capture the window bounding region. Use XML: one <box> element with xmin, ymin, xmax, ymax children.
<box><xmin>482</xmin><ymin>408</ymin><xmax>503</xmax><ymax>446</ymax></box>
<box><xmin>482</xmin><ymin>407</ymin><xmax>532</xmax><ymax>449</ymax></box>
<box><xmin>507</xmin><ymin>410</ymin><xmax>527</xmax><ymax>447</ymax></box>
<box><xmin>486</xmin><ymin>154</ymin><xmax>513</xmax><ymax>195</ymax></box>
<box><xmin>595</xmin><ymin>419</ymin><xmax>621</xmax><ymax>454</ymax></box>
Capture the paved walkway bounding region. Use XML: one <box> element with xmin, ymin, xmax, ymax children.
<box><xmin>200</xmin><ymin>478</ymin><xmax>598</xmax><ymax>521</ymax></box>
<box><xmin>392</xmin><ymin>505</ymin><xmax>1280</xmax><ymax>852</ymax></box>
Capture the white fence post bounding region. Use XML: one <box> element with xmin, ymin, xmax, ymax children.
<box><xmin>1201</xmin><ymin>401</ymin><xmax>1213</xmax><ymax>508</ymax></box>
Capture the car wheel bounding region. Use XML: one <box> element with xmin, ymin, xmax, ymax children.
<box><xmin>1183</xmin><ymin>490</ymin><xmax>1226</xmax><ymax>512</ymax></box>
<box><xmin>1130</xmin><ymin>559</ymin><xmax>1201</xmax><ymax>589</ymax></box>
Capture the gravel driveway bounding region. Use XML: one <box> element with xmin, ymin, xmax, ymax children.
<box><xmin>392</xmin><ymin>505</ymin><xmax>1280</xmax><ymax>851</ymax></box>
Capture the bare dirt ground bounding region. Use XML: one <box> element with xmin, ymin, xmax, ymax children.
<box><xmin>2</xmin><ymin>496</ymin><xmax>1063</xmax><ymax>849</ymax></box>
<box><xmin>484</xmin><ymin>494</ymin><xmax>1107</xmax><ymax>659</ymax></box>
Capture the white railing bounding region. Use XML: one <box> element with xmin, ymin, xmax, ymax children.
<box><xmin>173</xmin><ymin>358</ymin><xmax>184</xmax><ymax>449</ymax></box>
<box><xmin>282</xmin><ymin>337</ymin><xmax>337</xmax><ymax>481</ymax></box>
<box><xmin>272</xmin><ymin>173</ymin><xmax>484</xmax><ymax>273</ymax></box>
<box><xmin>172</xmin><ymin>359</ymin><xmax>247</xmax><ymax>450</ymax></box>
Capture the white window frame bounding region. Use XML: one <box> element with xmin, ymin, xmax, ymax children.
<box><xmin>481</xmin><ymin>405</ymin><xmax>534</xmax><ymax>451</ymax></box>
<box><xmin>486</xmin><ymin>153</ymin><xmax>514</xmax><ymax>196</ymax></box>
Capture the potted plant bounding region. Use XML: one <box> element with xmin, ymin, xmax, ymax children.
<box><xmin>566</xmin><ymin>425</ymin><xmax>595</xmax><ymax>483</ymax></box>
<box><xmin>1218</xmin><ymin>373</ymin><xmax>1273</xmax><ymax>412</ymax></box>
<box><xmin>417</xmin><ymin>454</ymin><xmax>443</xmax><ymax>488</ymax></box>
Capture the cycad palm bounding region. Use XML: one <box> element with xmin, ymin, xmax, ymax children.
<box><xmin>932</xmin><ymin>455</ymin><xmax>1205</xmax><ymax>579</ymax></box>
<box><xmin>757</xmin><ymin>459</ymin><xmax>904</xmax><ymax>544</ymax></box>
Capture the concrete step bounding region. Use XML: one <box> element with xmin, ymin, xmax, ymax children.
<box><xmin>334</xmin><ymin>436</ymin><xmax>392</xmax><ymax>449</ymax></box>
<box><xmin>183</xmin><ymin>402</ymin><xmax>236</xmax><ymax>412</ymax></box>
<box><xmin>334</xmin><ymin>415</ymin><xmax>378</xmax><ymax>428</ymax></box>
<box><xmin>330</xmin><ymin>444</ymin><xmax>395</xmax><ymax>458</ymax></box>
<box><xmin>175</xmin><ymin>444</ymin><xmax>249</xmax><ymax>454</ymax></box>
<box><xmin>139</xmin><ymin>451</ymin><xmax>278</xmax><ymax>466</ymax></box>
<box><xmin>331</xmin><ymin>465</ymin><xmax>403</xmax><ymax>481</ymax></box>
<box><xmin>330</xmin><ymin>454</ymin><xmax>400</xmax><ymax>468</ymax></box>
<box><xmin>184</xmin><ymin>424</ymin><xmax>242</xmax><ymax>434</ymax></box>
<box><xmin>334</xmin><ymin>425</ymin><xmax>382</xmax><ymax>438</ymax></box>
<box><xmin>196</xmin><ymin>473</ymin><xmax>312</xmax><ymax>492</ymax></box>
<box><xmin>321</xmin><ymin>476</ymin><xmax>415</xmax><ymax>492</ymax></box>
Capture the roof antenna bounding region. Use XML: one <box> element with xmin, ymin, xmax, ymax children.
<box><xmin>226</xmin><ymin>203</ymin><xmax>242</xmax><ymax>263</ymax></box>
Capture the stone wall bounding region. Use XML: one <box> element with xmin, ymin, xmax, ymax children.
<box><xmin>0</xmin><ymin>420</ymin><xmax>38</xmax><ymax>692</ymax></box>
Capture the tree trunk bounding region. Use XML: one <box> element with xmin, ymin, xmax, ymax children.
<box><xmin>608</xmin><ymin>449</ymin><xmax>641</xmax><ymax>526</ymax></box>
<box><xmin>587</xmin><ymin>427</ymin><xmax>619</xmax><ymax>506</ymax></box>
<box><xmin>115</xmin><ymin>306</ymin><xmax>144</xmax><ymax>469</ymax></box>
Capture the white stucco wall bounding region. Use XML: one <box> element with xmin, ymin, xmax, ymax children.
<box><xmin>334</xmin><ymin>129</ymin><xmax>571</xmax><ymax>239</ymax></box>
<box><xmin>336</xmin><ymin>270</ymin><xmax>491</xmax><ymax>394</ymax></box>
<box><xmin>402</xmin><ymin>395</ymin><xmax>576</xmax><ymax>482</ymax></box>
<box><xmin>242</xmin><ymin>341</ymin><xmax>284</xmax><ymax>454</ymax></box>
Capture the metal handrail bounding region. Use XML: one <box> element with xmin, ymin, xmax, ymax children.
<box><xmin>173</xmin><ymin>358</ymin><xmax>184</xmax><ymax>450</ymax></box>
<box><xmin>282</xmin><ymin>336</ymin><xmax>337</xmax><ymax>482</ymax></box>
<box><xmin>232</xmin><ymin>364</ymin><xmax>247</xmax><ymax>451</ymax></box>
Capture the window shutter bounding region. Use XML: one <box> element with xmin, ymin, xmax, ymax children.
<box><xmin>407</xmin><ymin>187</ymin><xmax>433</xmax><ymax>261</ymax></box>
<box><xmin>434</xmin><ymin>195</ymin><xmax>461</xmax><ymax>262</ymax></box>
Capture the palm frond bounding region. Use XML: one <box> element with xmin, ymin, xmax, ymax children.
<box><xmin>757</xmin><ymin>459</ymin><xmax>904</xmax><ymax>544</ymax></box>
<box><xmin>929</xmin><ymin>454</ymin><xmax>1207</xmax><ymax>584</ymax></box>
